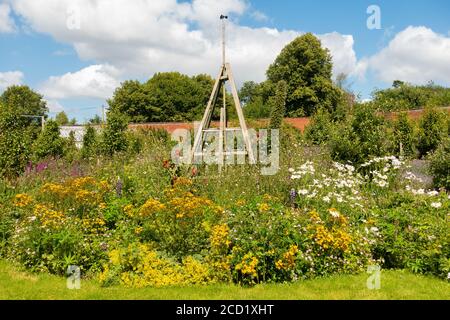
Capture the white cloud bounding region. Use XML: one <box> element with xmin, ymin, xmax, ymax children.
<box><xmin>0</xmin><ymin>71</ymin><xmax>24</xmax><ymax>91</ymax></box>
<box><xmin>318</xmin><ymin>32</ymin><xmax>358</xmax><ymax>78</ymax></box>
<box><xmin>0</xmin><ymin>3</ymin><xmax>16</xmax><ymax>33</ymax></box>
<box><xmin>45</xmin><ymin>99</ymin><xmax>64</xmax><ymax>113</ymax></box>
<box><xmin>250</xmin><ymin>10</ymin><xmax>268</xmax><ymax>22</ymax></box>
<box><xmin>40</xmin><ymin>64</ymin><xmax>121</xmax><ymax>99</ymax></box>
<box><xmin>10</xmin><ymin>0</ymin><xmax>358</xmax><ymax>89</ymax></box>
<box><xmin>365</xmin><ymin>26</ymin><xmax>450</xmax><ymax>85</ymax></box>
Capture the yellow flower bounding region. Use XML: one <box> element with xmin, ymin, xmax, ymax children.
<box><xmin>134</xmin><ymin>226</ymin><xmax>143</xmax><ymax>234</ymax></box>
<box><xmin>139</xmin><ymin>198</ymin><xmax>165</xmax><ymax>217</ymax></box>
<box><xmin>210</xmin><ymin>224</ymin><xmax>231</xmax><ymax>249</ymax></box>
<box><xmin>257</xmin><ymin>202</ymin><xmax>270</xmax><ymax>212</ymax></box>
<box><xmin>13</xmin><ymin>194</ymin><xmax>33</xmax><ymax>207</ymax></box>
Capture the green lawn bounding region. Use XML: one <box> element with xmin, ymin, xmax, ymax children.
<box><xmin>0</xmin><ymin>260</ymin><xmax>448</xmax><ymax>300</ymax></box>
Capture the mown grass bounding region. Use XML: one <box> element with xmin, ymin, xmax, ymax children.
<box><xmin>0</xmin><ymin>260</ymin><xmax>448</xmax><ymax>300</ymax></box>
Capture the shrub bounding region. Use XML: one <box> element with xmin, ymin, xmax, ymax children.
<box><xmin>330</xmin><ymin>104</ymin><xmax>387</xmax><ymax>164</ymax></box>
<box><xmin>269</xmin><ymin>80</ymin><xmax>288</xmax><ymax>129</ymax></box>
<box><xmin>129</xmin><ymin>178</ymin><xmax>223</xmax><ymax>259</ymax></box>
<box><xmin>373</xmin><ymin>193</ymin><xmax>450</xmax><ymax>278</ymax></box>
<box><xmin>99</xmin><ymin>243</ymin><xmax>214</xmax><ymax>287</ymax></box>
<box><xmin>101</xmin><ymin>110</ymin><xmax>128</xmax><ymax>156</ymax></box>
<box><xmin>429</xmin><ymin>138</ymin><xmax>450</xmax><ymax>190</ymax></box>
<box><xmin>391</xmin><ymin>112</ymin><xmax>416</xmax><ymax>157</ymax></box>
<box><xmin>33</xmin><ymin>120</ymin><xmax>65</xmax><ymax>161</ymax></box>
<box><xmin>0</xmin><ymin>109</ymin><xmax>32</xmax><ymax>178</ymax></box>
<box><xmin>417</xmin><ymin>106</ymin><xmax>447</xmax><ymax>157</ymax></box>
<box><xmin>304</xmin><ymin>107</ymin><xmax>333</xmax><ymax>144</ymax></box>
<box><xmin>81</xmin><ymin>125</ymin><xmax>98</xmax><ymax>159</ymax></box>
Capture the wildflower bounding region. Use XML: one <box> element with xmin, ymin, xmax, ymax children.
<box><xmin>139</xmin><ymin>198</ymin><xmax>165</xmax><ymax>217</ymax></box>
<box><xmin>427</xmin><ymin>190</ymin><xmax>439</xmax><ymax>196</ymax></box>
<box><xmin>431</xmin><ymin>202</ymin><xmax>442</xmax><ymax>209</ymax></box>
<box><xmin>322</xmin><ymin>196</ymin><xmax>331</xmax><ymax>203</ymax></box>
<box><xmin>13</xmin><ymin>194</ymin><xmax>33</xmax><ymax>207</ymax></box>
<box><xmin>328</xmin><ymin>208</ymin><xmax>340</xmax><ymax>218</ymax></box>
<box><xmin>258</xmin><ymin>203</ymin><xmax>270</xmax><ymax>212</ymax></box>
<box><xmin>289</xmin><ymin>189</ymin><xmax>297</xmax><ymax>203</ymax></box>
<box><xmin>298</xmin><ymin>189</ymin><xmax>308</xmax><ymax>196</ymax></box>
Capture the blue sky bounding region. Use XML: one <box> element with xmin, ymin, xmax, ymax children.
<box><xmin>1</xmin><ymin>0</ymin><xmax>449</xmax><ymax>122</ymax></box>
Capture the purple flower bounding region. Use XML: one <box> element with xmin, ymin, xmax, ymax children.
<box><xmin>290</xmin><ymin>188</ymin><xmax>297</xmax><ymax>203</ymax></box>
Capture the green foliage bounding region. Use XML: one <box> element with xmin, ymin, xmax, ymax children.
<box><xmin>55</xmin><ymin>111</ymin><xmax>69</xmax><ymax>126</ymax></box>
<box><xmin>101</xmin><ymin>110</ymin><xmax>129</xmax><ymax>156</ymax></box>
<box><xmin>240</xmin><ymin>81</ymin><xmax>272</xmax><ymax>119</ymax></box>
<box><xmin>417</xmin><ymin>106</ymin><xmax>447</xmax><ymax>157</ymax></box>
<box><xmin>329</xmin><ymin>104</ymin><xmax>387</xmax><ymax>164</ymax></box>
<box><xmin>0</xmin><ymin>85</ymin><xmax>48</xmax><ymax>117</ymax></box>
<box><xmin>269</xmin><ymin>80</ymin><xmax>288</xmax><ymax>129</ymax></box>
<box><xmin>108</xmin><ymin>73</ymin><xmax>227</xmax><ymax>122</ymax></box>
<box><xmin>374</xmin><ymin>193</ymin><xmax>450</xmax><ymax>277</ymax></box>
<box><xmin>0</xmin><ymin>108</ymin><xmax>32</xmax><ymax>178</ymax></box>
<box><xmin>33</xmin><ymin>120</ymin><xmax>65</xmax><ymax>161</ymax></box>
<box><xmin>371</xmin><ymin>81</ymin><xmax>450</xmax><ymax>111</ymax></box>
<box><xmin>429</xmin><ymin>138</ymin><xmax>450</xmax><ymax>190</ymax></box>
<box><xmin>304</xmin><ymin>107</ymin><xmax>333</xmax><ymax>144</ymax></box>
<box><xmin>64</xmin><ymin>131</ymin><xmax>78</xmax><ymax>162</ymax></box>
<box><xmin>81</xmin><ymin>125</ymin><xmax>98</xmax><ymax>159</ymax></box>
<box><xmin>391</xmin><ymin>112</ymin><xmax>416</xmax><ymax>157</ymax></box>
<box><xmin>267</xmin><ymin>33</ymin><xmax>343</xmax><ymax>116</ymax></box>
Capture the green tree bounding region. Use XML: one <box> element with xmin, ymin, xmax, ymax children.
<box><xmin>55</xmin><ymin>111</ymin><xmax>69</xmax><ymax>126</ymax></box>
<box><xmin>240</xmin><ymin>81</ymin><xmax>272</xmax><ymax>119</ymax></box>
<box><xmin>0</xmin><ymin>107</ymin><xmax>32</xmax><ymax>178</ymax></box>
<box><xmin>417</xmin><ymin>106</ymin><xmax>447</xmax><ymax>157</ymax></box>
<box><xmin>392</xmin><ymin>112</ymin><xmax>415</xmax><ymax>157</ymax></box>
<box><xmin>81</xmin><ymin>125</ymin><xmax>98</xmax><ymax>159</ymax></box>
<box><xmin>101</xmin><ymin>110</ymin><xmax>128</xmax><ymax>156</ymax></box>
<box><xmin>304</xmin><ymin>107</ymin><xmax>333</xmax><ymax>144</ymax></box>
<box><xmin>32</xmin><ymin>120</ymin><xmax>65</xmax><ymax>161</ymax></box>
<box><xmin>88</xmin><ymin>114</ymin><xmax>102</xmax><ymax>125</ymax></box>
<box><xmin>108</xmin><ymin>73</ymin><xmax>222</xmax><ymax>123</ymax></box>
<box><xmin>266</xmin><ymin>33</ymin><xmax>343</xmax><ymax>116</ymax></box>
<box><xmin>429</xmin><ymin>138</ymin><xmax>450</xmax><ymax>190</ymax></box>
<box><xmin>269</xmin><ymin>80</ymin><xmax>288</xmax><ymax>129</ymax></box>
<box><xmin>0</xmin><ymin>85</ymin><xmax>48</xmax><ymax>117</ymax></box>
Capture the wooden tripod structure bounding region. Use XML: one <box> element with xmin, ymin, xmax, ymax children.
<box><xmin>191</xmin><ymin>15</ymin><xmax>256</xmax><ymax>165</ymax></box>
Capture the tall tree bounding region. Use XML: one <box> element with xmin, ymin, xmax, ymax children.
<box><xmin>32</xmin><ymin>120</ymin><xmax>65</xmax><ymax>161</ymax></box>
<box><xmin>269</xmin><ymin>80</ymin><xmax>288</xmax><ymax>129</ymax></box>
<box><xmin>0</xmin><ymin>106</ymin><xmax>32</xmax><ymax>178</ymax></box>
<box><xmin>55</xmin><ymin>111</ymin><xmax>69</xmax><ymax>126</ymax></box>
<box><xmin>101</xmin><ymin>109</ymin><xmax>128</xmax><ymax>156</ymax></box>
<box><xmin>267</xmin><ymin>33</ymin><xmax>342</xmax><ymax>116</ymax></box>
<box><xmin>0</xmin><ymin>85</ymin><xmax>48</xmax><ymax>117</ymax></box>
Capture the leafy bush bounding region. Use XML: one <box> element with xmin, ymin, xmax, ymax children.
<box><xmin>391</xmin><ymin>112</ymin><xmax>416</xmax><ymax>157</ymax></box>
<box><xmin>269</xmin><ymin>80</ymin><xmax>288</xmax><ymax>129</ymax></box>
<box><xmin>373</xmin><ymin>193</ymin><xmax>450</xmax><ymax>277</ymax></box>
<box><xmin>33</xmin><ymin>120</ymin><xmax>65</xmax><ymax>161</ymax></box>
<box><xmin>429</xmin><ymin>138</ymin><xmax>450</xmax><ymax>190</ymax></box>
<box><xmin>101</xmin><ymin>110</ymin><xmax>128</xmax><ymax>156</ymax></box>
<box><xmin>329</xmin><ymin>104</ymin><xmax>387</xmax><ymax>164</ymax></box>
<box><xmin>304</xmin><ymin>107</ymin><xmax>333</xmax><ymax>144</ymax></box>
<box><xmin>99</xmin><ymin>243</ymin><xmax>214</xmax><ymax>287</ymax></box>
<box><xmin>0</xmin><ymin>109</ymin><xmax>32</xmax><ymax>178</ymax></box>
<box><xmin>417</xmin><ymin>106</ymin><xmax>447</xmax><ymax>157</ymax></box>
<box><xmin>81</xmin><ymin>125</ymin><xmax>98</xmax><ymax>159</ymax></box>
